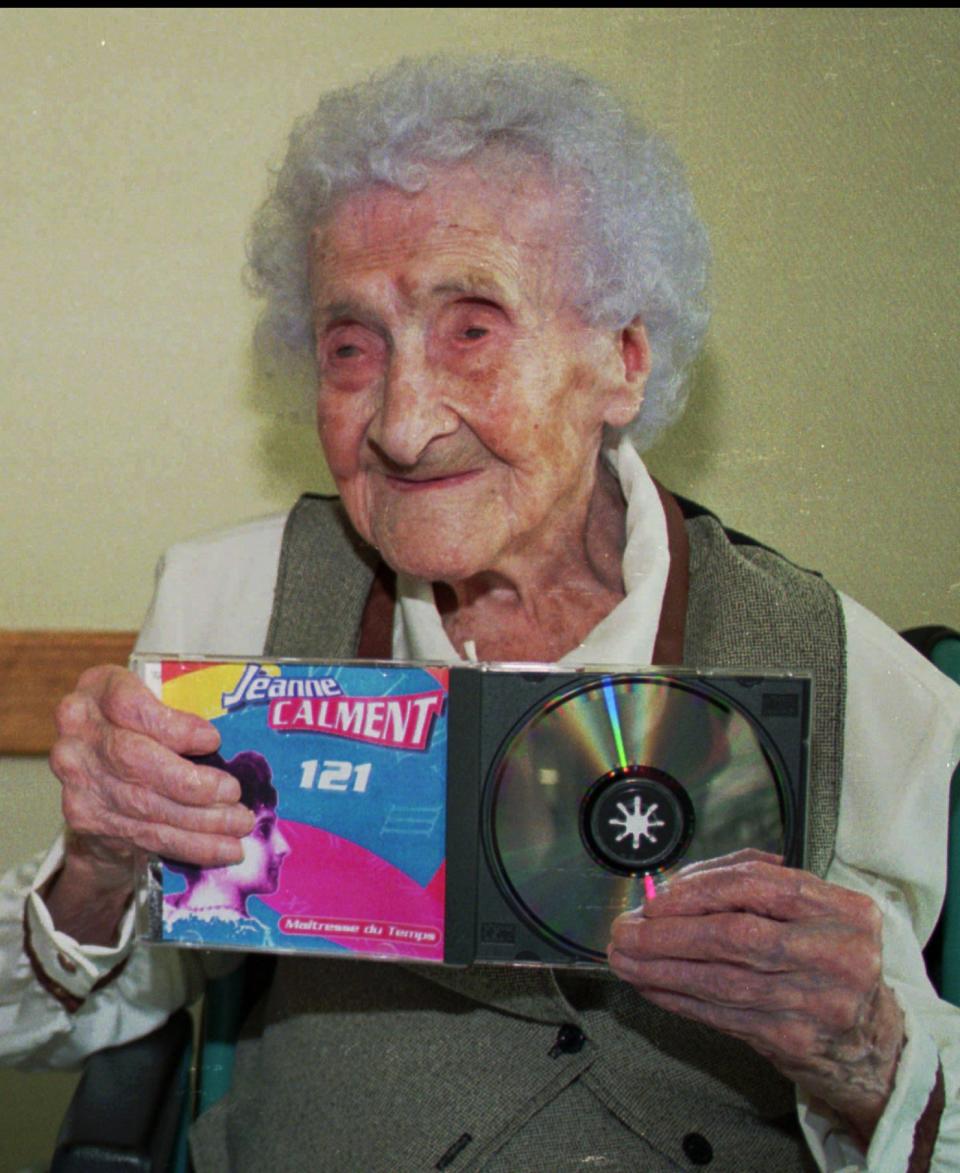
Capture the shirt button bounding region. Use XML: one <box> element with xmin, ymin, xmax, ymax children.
<box><xmin>682</xmin><ymin>1133</ymin><xmax>713</xmax><ymax>1165</ymax></box>
<box><xmin>56</xmin><ymin>952</ymin><xmax>78</xmax><ymax>974</ymax></box>
<box><xmin>549</xmin><ymin>1023</ymin><xmax>586</xmax><ymax>1056</ymax></box>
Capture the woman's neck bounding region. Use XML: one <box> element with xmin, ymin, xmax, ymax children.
<box><xmin>436</xmin><ymin>461</ymin><xmax>627</xmax><ymax>662</ymax></box>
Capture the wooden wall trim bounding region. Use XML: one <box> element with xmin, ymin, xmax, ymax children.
<box><xmin>0</xmin><ymin>630</ymin><xmax>137</xmax><ymax>756</ymax></box>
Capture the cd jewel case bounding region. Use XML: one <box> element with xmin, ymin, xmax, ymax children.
<box><xmin>135</xmin><ymin>656</ymin><xmax>810</xmax><ymax>969</ymax></box>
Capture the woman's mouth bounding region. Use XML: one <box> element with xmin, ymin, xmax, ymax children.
<box><xmin>385</xmin><ymin>469</ymin><xmax>481</xmax><ymax>492</ymax></box>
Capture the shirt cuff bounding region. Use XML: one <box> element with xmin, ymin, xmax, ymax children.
<box><xmin>24</xmin><ymin>835</ymin><xmax>136</xmax><ymax>1010</ymax></box>
<box><xmin>798</xmin><ymin>985</ymin><xmax>941</xmax><ymax>1171</ymax></box>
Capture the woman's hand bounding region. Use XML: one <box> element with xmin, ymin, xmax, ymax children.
<box><xmin>46</xmin><ymin>665</ymin><xmax>255</xmax><ymax>942</ymax></box>
<box><xmin>608</xmin><ymin>851</ymin><xmax>904</xmax><ymax>1149</ymax></box>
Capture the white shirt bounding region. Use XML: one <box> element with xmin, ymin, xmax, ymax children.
<box><xmin>2</xmin><ymin>442</ymin><xmax>957</xmax><ymax>1171</ymax></box>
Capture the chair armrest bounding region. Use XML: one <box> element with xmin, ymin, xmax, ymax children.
<box><xmin>51</xmin><ymin>1009</ymin><xmax>193</xmax><ymax>1172</ymax></box>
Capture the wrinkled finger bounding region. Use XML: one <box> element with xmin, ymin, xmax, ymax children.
<box><xmin>611</xmin><ymin>909</ymin><xmax>879</xmax><ymax>989</ymax></box>
<box><xmin>50</xmin><ymin>734</ymin><xmax>99</xmax><ymax>800</ymax></box>
<box><xmin>639</xmin><ymin>860</ymin><xmax>878</xmax><ymax>928</ymax></box>
<box><xmin>61</xmin><ymin>757</ymin><xmax>254</xmax><ymax>840</ymax></box>
<box><xmin>57</xmin><ymin>726</ymin><xmax>240</xmax><ymax>812</ymax></box>
<box><xmin>672</xmin><ymin>849</ymin><xmax>783</xmax><ymax>881</ymax></box>
<box><xmin>101</xmin><ymin>809</ymin><xmax>248</xmax><ymax>869</ymax></box>
<box><xmin>62</xmin><ymin>781</ymin><xmax>249</xmax><ymax>869</ymax></box>
<box><xmin>607</xmin><ymin>966</ymin><xmax>820</xmax><ymax>1060</ymax></box>
<box><xmin>606</xmin><ymin>953</ymin><xmax>845</xmax><ymax>1017</ymax></box>
<box><xmin>611</xmin><ymin>910</ymin><xmax>795</xmax><ymax>970</ymax></box>
<box><xmin>95</xmin><ymin>726</ymin><xmax>240</xmax><ymax>807</ymax></box>
<box><xmin>104</xmin><ymin>774</ymin><xmax>256</xmax><ymax>838</ymax></box>
<box><xmin>74</xmin><ymin>664</ymin><xmax>220</xmax><ymax>754</ymax></box>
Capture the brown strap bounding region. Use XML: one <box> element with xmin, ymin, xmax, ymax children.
<box><xmin>356</xmin><ymin>560</ymin><xmax>397</xmax><ymax>659</ymax></box>
<box><xmin>908</xmin><ymin>1063</ymin><xmax>945</xmax><ymax>1173</ymax></box>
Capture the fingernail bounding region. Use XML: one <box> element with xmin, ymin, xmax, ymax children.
<box><xmin>219</xmin><ymin>840</ymin><xmax>244</xmax><ymax>865</ymax></box>
<box><xmin>215</xmin><ymin>776</ymin><xmax>241</xmax><ymax>804</ymax></box>
<box><xmin>225</xmin><ymin>809</ymin><xmax>254</xmax><ymax>837</ymax></box>
<box><xmin>195</xmin><ymin>723</ymin><xmax>220</xmax><ymax>746</ymax></box>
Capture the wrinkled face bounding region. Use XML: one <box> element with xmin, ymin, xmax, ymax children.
<box><xmin>226</xmin><ymin>809</ymin><xmax>290</xmax><ymax>897</ymax></box>
<box><xmin>310</xmin><ymin>159</ymin><xmax>643</xmax><ymax>583</ymax></box>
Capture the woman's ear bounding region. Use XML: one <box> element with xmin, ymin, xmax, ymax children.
<box><xmin>620</xmin><ymin>317</ymin><xmax>651</xmax><ymax>383</ymax></box>
<box><xmin>603</xmin><ymin>317</ymin><xmax>651</xmax><ymax>428</ymax></box>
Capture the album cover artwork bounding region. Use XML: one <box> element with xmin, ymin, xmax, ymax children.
<box><xmin>137</xmin><ymin>657</ymin><xmax>449</xmax><ymax>962</ymax></box>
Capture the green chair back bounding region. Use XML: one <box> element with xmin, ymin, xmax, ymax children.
<box><xmin>930</xmin><ymin>634</ymin><xmax>960</xmax><ymax>1005</ymax></box>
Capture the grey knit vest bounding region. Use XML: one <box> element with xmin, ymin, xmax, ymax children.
<box><xmin>191</xmin><ymin>495</ymin><xmax>844</xmax><ymax>1173</ymax></box>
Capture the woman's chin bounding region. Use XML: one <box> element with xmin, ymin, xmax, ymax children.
<box><xmin>386</xmin><ymin>549</ymin><xmax>486</xmax><ymax>585</ymax></box>
<box><xmin>376</xmin><ymin>528</ymin><xmax>495</xmax><ymax>585</ymax></box>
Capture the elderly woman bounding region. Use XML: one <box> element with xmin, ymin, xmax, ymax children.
<box><xmin>2</xmin><ymin>57</ymin><xmax>957</xmax><ymax>1172</ymax></box>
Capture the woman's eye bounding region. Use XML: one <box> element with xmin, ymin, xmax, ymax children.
<box><xmin>322</xmin><ymin>325</ymin><xmax>381</xmax><ymax>368</ymax></box>
<box><xmin>326</xmin><ymin>336</ymin><xmax>366</xmax><ymax>361</ymax></box>
<box><xmin>444</xmin><ymin>299</ymin><xmax>504</xmax><ymax>346</ymax></box>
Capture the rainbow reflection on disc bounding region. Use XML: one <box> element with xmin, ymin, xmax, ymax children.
<box><xmin>484</xmin><ymin>675</ymin><xmax>789</xmax><ymax>961</ymax></box>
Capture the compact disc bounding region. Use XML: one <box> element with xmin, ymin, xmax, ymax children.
<box><xmin>483</xmin><ymin>675</ymin><xmax>791</xmax><ymax>961</ymax></box>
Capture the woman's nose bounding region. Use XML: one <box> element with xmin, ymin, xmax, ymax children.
<box><xmin>368</xmin><ymin>348</ymin><xmax>458</xmax><ymax>467</ymax></box>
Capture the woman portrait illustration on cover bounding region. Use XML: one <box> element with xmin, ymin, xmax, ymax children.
<box><xmin>162</xmin><ymin>750</ymin><xmax>290</xmax><ymax>941</ymax></box>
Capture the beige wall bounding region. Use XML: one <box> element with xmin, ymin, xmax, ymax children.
<box><xmin>1</xmin><ymin>9</ymin><xmax>957</xmax><ymax>1167</ymax></box>
<box><xmin>2</xmin><ymin>9</ymin><xmax>958</xmax><ymax>639</ymax></box>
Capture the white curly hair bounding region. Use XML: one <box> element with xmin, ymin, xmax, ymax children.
<box><xmin>247</xmin><ymin>56</ymin><xmax>710</xmax><ymax>449</ymax></box>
